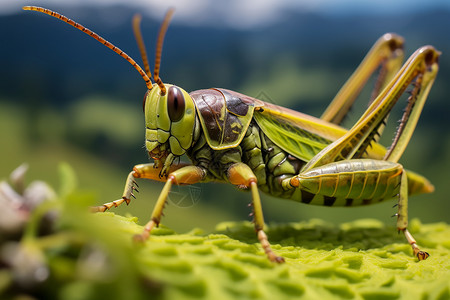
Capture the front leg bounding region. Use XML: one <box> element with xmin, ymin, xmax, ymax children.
<box><xmin>90</xmin><ymin>162</ymin><xmax>194</xmax><ymax>213</ymax></box>
<box><xmin>133</xmin><ymin>164</ymin><xmax>206</xmax><ymax>242</ymax></box>
<box><xmin>228</xmin><ymin>163</ymin><xmax>284</xmax><ymax>263</ymax></box>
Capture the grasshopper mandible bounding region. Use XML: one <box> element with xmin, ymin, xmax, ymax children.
<box><xmin>23</xmin><ymin>6</ymin><xmax>440</xmax><ymax>263</ymax></box>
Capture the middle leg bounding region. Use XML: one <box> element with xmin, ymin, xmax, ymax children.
<box><xmin>228</xmin><ymin>162</ymin><xmax>285</xmax><ymax>263</ymax></box>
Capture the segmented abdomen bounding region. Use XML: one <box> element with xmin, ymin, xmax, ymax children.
<box><xmin>293</xmin><ymin>160</ymin><xmax>403</xmax><ymax>206</ymax></box>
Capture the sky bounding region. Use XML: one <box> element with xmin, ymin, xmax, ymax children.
<box><xmin>3</xmin><ymin>0</ymin><xmax>450</xmax><ymax>29</ymax></box>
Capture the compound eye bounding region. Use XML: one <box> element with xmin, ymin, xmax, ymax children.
<box><xmin>167</xmin><ymin>86</ymin><xmax>185</xmax><ymax>122</ymax></box>
<box><xmin>143</xmin><ymin>90</ymin><xmax>150</xmax><ymax>112</ymax></box>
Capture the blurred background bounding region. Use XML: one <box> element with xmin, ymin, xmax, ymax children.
<box><xmin>1</xmin><ymin>0</ymin><xmax>449</xmax><ymax>233</ymax></box>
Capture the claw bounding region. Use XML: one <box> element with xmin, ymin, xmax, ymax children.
<box><xmin>414</xmin><ymin>247</ymin><xmax>430</xmax><ymax>261</ymax></box>
<box><xmin>272</xmin><ymin>255</ymin><xmax>285</xmax><ymax>263</ymax></box>
<box><xmin>416</xmin><ymin>251</ymin><xmax>430</xmax><ymax>261</ymax></box>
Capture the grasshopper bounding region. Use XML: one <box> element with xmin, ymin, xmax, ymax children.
<box><xmin>23</xmin><ymin>6</ymin><xmax>440</xmax><ymax>263</ymax></box>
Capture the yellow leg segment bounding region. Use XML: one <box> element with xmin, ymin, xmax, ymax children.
<box><xmin>91</xmin><ymin>162</ymin><xmax>204</xmax><ymax>242</ymax></box>
<box><xmin>134</xmin><ymin>178</ymin><xmax>173</xmax><ymax>242</ymax></box>
<box><xmin>90</xmin><ymin>162</ymin><xmax>192</xmax><ymax>212</ymax></box>
<box><xmin>397</xmin><ymin>171</ymin><xmax>429</xmax><ymax>260</ymax></box>
<box><xmin>90</xmin><ymin>171</ymin><xmax>138</xmax><ymax>212</ymax></box>
<box><xmin>321</xmin><ymin>33</ymin><xmax>404</xmax><ymax>125</ymax></box>
<box><xmin>228</xmin><ymin>163</ymin><xmax>284</xmax><ymax>263</ymax></box>
<box><xmin>133</xmin><ymin>165</ymin><xmax>205</xmax><ymax>242</ymax></box>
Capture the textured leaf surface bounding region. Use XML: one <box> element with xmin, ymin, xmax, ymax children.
<box><xmin>93</xmin><ymin>214</ymin><xmax>450</xmax><ymax>300</ymax></box>
<box><xmin>1</xmin><ymin>162</ymin><xmax>449</xmax><ymax>300</ymax></box>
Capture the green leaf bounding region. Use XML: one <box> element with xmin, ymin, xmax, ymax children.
<box><xmin>58</xmin><ymin>162</ymin><xmax>78</xmax><ymax>199</ymax></box>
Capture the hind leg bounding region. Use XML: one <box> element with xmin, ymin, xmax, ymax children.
<box><xmin>397</xmin><ymin>171</ymin><xmax>429</xmax><ymax>260</ymax></box>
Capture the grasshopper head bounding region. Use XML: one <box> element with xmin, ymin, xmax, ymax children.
<box><xmin>23</xmin><ymin>7</ymin><xmax>189</xmax><ymax>171</ymax></box>
<box><xmin>144</xmin><ymin>84</ymin><xmax>196</xmax><ymax>161</ymax></box>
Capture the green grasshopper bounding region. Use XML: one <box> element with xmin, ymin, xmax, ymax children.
<box><xmin>24</xmin><ymin>6</ymin><xmax>440</xmax><ymax>263</ymax></box>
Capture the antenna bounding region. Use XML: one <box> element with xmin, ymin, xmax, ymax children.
<box><xmin>153</xmin><ymin>8</ymin><xmax>175</xmax><ymax>95</ymax></box>
<box><xmin>22</xmin><ymin>6</ymin><xmax>154</xmax><ymax>90</ymax></box>
<box><xmin>132</xmin><ymin>14</ymin><xmax>152</xmax><ymax>78</ymax></box>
